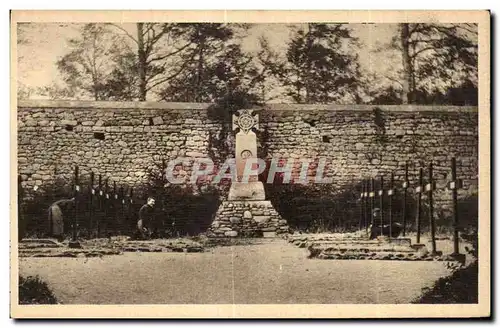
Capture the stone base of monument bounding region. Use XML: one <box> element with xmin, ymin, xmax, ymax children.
<box><xmin>228</xmin><ymin>181</ymin><xmax>266</xmax><ymax>201</ymax></box>
<box><xmin>208</xmin><ymin>200</ymin><xmax>288</xmax><ymax>238</ymax></box>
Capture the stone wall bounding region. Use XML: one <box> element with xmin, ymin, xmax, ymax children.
<box><xmin>260</xmin><ymin>105</ymin><xmax>478</xmax><ymax>199</ymax></box>
<box><xmin>17</xmin><ymin>100</ymin><xmax>478</xmax><ymax>206</ymax></box>
<box><xmin>17</xmin><ymin>100</ymin><xmax>219</xmax><ymax>193</ymax></box>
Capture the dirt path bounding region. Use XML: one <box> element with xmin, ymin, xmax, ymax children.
<box><xmin>19</xmin><ymin>239</ymin><xmax>451</xmax><ymax>304</ymax></box>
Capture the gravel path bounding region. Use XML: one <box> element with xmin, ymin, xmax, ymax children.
<box><xmin>19</xmin><ymin>239</ymin><xmax>451</xmax><ymax>304</ymax></box>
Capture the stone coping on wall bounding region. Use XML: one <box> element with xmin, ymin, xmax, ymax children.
<box><xmin>18</xmin><ymin>99</ymin><xmax>478</xmax><ymax>113</ymax></box>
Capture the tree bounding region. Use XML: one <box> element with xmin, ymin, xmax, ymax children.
<box><xmin>158</xmin><ymin>23</ymin><xmax>257</xmax><ymax>103</ymax></box>
<box><xmin>56</xmin><ymin>24</ymin><xmax>127</xmax><ymax>100</ymax></box>
<box><xmin>248</xmin><ymin>36</ymin><xmax>284</xmax><ymax>103</ymax></box>
<box><xmin>108</xmin><ymin>23</ymin><xmax>193</xmax><ymax>101</ymax></box>
<box><xmin>271</xmin><ymin>23</ymin><xmax>363</xmax><ymax>104</ymax></box>
<box><xmin>393</xmin><ymin>23</ymin><xmax>478</xmax><ymax>104</ymax></box>
<box><xmin>17</xmin><ymin>23</ymin><xmax>40</xmax><ymax>99</ymax></box>
<box><xmin>99</xmin><ymin>51</ymin><xmax>140</xmax><ymax>101</ymax></box>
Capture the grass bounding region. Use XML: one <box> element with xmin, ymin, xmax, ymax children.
<box><xmin>19</xmin><ymin>275</ymin><xmax>59</xmax><ymax>304</ymax></box>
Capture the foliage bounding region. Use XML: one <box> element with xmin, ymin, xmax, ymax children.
<box><xmin>107</xmin><ymin>23</ymin><xmax>194</xmax><ymax>100</ymax></box>
<box><xmin>413</xmin><ymin>262</ymin><xmax>478</xmax><ymax>304</ymax></box>
<box><xmin>372</xmin><ymin>107</ymin><xmax>388</xmax><ymax>144</ymax></box>
<box><xmin>264</xmin><ymin>181</ymin><xmax>360</xmax><ymax>233</ymax></box>
<box><xmin>157</xmin><ymin>24</ymin><xmax>258</xmax><ymax>103</ymax></box>
<box><xmin>387</xmin><ymin>23</ymin><xmax>478</xmax><ymax>104</ymax></box>
<box><xmin>20</xmin><ymin>176</ymin><xmax>73</xmax><ymax>239</ymax></box>
<box><xmin>56</xmin><ymin>24</ymin><xmax>129</xmax><ymax>100</ymax></box>
<box><xmin>19</xmin><ymin>275</ymin><xmax>59</xmax><ymax>305</ymax></box>
<box><xmin>142</xmin><ymin>158</ymin><xmax>221</xmax><ymax>237</ymax></box>
<box><xmin>99</xmin><ymin>51</ymin><xmax>140</xmax><ymax>100</ymax></box>
<box><xmin>25</xmin><ymin>23</ymin><xmax>479</xmax><ymax>105</ymax></box>
<box><xmin>269</xmin><ymin>23</ymin><xmax>363</xmax><ymax>104</ymax></box>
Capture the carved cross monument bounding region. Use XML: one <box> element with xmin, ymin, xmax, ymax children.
<box><xmin>209</xmin><ymin>108</ymin><xmax>288</xmax><ymax>238</ymax></box>
<box><xmin>229</xmin><ymin>109</ymin><xmax>266</xmax><ymax>200</ymax></box>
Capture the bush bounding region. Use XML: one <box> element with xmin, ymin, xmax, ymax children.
<box><xmin>264</xmin><ymin>182</ymin><xmax>362</xmax><ymax>233</ymax></box>
<box><xmin>19</xmin><ymin>275</ymin><xmax>59</xmax><ymax>305</ymax></box>
<box><xmin>413</xmin><ymin>262</ymin><xmax>478</xmax><ymax>304</ymax></box>
<box><xmin>20</xmin><ymin>176</ymin><xmax>73</xmax><ymax>239</ymax></box>
<box><xmin>142</xmin><ymin>160</ymin><xmax>221</xmax><ymax>237</ymax></box>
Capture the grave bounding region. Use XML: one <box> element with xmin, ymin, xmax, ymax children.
<box><xmin>208</xmin><ymin>109</ymin><xmax>288</xmax><ymax>238</ymax></box>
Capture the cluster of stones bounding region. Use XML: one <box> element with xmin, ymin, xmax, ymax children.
<box><xmin>208</xmin><ymin>201</ymin><xmax>289</xmax><ymax>238</ymax></box>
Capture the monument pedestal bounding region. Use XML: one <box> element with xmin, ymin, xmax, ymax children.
<box><xmin>208</xmin><ymin>200</ymin><xmax>289</xmax><ymax>238</ymax></box>
<box><xmin>228</xmin><ymin>181</ymin><xmax>266</xmax><ymax>200</ymax></box>
<box><xmin>208</xmin><ymin>109</ymin><xmax>288</xmax><ymax>238</ymax></box>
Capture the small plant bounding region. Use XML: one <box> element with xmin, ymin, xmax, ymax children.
<box><xmin>372</xmin><ymin>107</ymin><xmax>388</xmax><ymax>145</ymax></box>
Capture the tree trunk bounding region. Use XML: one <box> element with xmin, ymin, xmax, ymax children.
<box><xmin>400</xmin><ymin>23</ymin><xmax>412</xmax><ymax>104</ymax></box>
<box><xmin>137</xmin><ymin>23</ymin><xmax>147</xmax><ymax>101</ymax></box>
<box><xmin>304</xmin><ymin>24</ymin><xmax>314</xmax><ymax>104</ymax></box>
<box><xmin>195</xmin><ymin>30</ymin><xmax>204</xmax><ymax>103</ymax></box>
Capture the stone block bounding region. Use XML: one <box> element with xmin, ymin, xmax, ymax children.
<box><xmin>61</xmin><ymin>119</ymin><xmax>78</xmax><ymax>126</ymax></box>
<box><xmin>224</xmin><ymin>231</ymin><xmax>238</xmax><ymax>237</ymax></box>
<box><xmin>355</xmin><ymin>142</ymin><xmax>365</xmax><ymax>150</ymax></box>
<box><xmin>229</xmin><ymin>217</ymin><xmax>241</xmax><ymax>224</ymax></box>
<box><xmin>253</xmin><ymin>216</ymin><xmax>270</xmax><ymax>223</ymax></box>
<box><xmin>243</xmin><ymin>211</ymin><xmax>253</xmax><ymax>219</ymax></box>
<box><xmin>228</xmin><ymin>182</ymin><xmax>266</xmax><ymax>201</ymax></box>
<box><xmin>185</xmin><ymin>151</ymin><xmax>205</xmax><ymax>158</ymax></box>
<box><xmin>263</xmin><ymin>231</ymin><xmax>276</xmax><ymax>238</ymax></box>
<box><xmin>152</xmin><ymin>116</ymin><xmax>164</xmax><ymax>125</ymax></box>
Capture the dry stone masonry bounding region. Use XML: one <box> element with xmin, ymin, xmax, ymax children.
<box><xmin>17</xmin><ymin>100</ymin><xmax>478</xmax><ymax>219</ymax></box>
<box><xmin>208</xmin><ymin>109</ymin><xmax>287</xmax><ymax>237</ymax></box>
<box><xmin>17</xmin><ymin>101</ymin><xmax>219</xmax><ymax>190</ymax></box>
<box><xmin>209</xmin><ymin>201</ymin><xmax>288</xmax><ymax>237</ymax></box>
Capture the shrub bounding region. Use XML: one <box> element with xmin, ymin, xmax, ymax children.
<box><xmin>19</xmin><ymin>275</ymin><xmax>59</xmax><ymax>305</ymax></box>
<box><xmin>413</xmin><ymin>262</ymin><xmax>478</xmax><ymax>304</ymax></box>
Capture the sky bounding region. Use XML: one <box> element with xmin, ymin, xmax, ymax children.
<box><xmin>16</xmin><ymin>23</ymin><xmax>399</xmax><ymax>100</ymax></box>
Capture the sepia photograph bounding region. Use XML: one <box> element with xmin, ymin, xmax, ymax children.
<box><xmin>10</xmin><ymin>10</ymin><xmax>490</xmax><ymax>318</ymax></box>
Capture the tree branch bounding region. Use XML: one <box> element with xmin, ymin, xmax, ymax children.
<box><xmin>107</xmin><ymin>23</ymin><xmax>138</xmax><ymax>44</ymax></box>
<box><xmin>145</xmin><ymin>52</ymin><xmax>196</xmax><ymax>92</ymax></box>
<box><xmin>384</xmin><ymin>75</ymin><xmax>404</xmax><ymax>88</ymax></box>
<box><xmin>146</xmin><ymin>42</ymin><xmax>192</xmax><ymax>64</ymax></box>
<box><xmin>410</xmin><ymin>46</ymin><xmax>437</xmax><ymax>59</ymax></box>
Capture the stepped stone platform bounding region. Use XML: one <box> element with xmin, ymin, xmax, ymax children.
<box><xmin>287</xmin><ymin>233</ymin><xmax>458</xmax><ymax>262</ymax></box>
<box><xmin>19</xmin><ymin>237</ymin><xmax>205</xmax><ymax>257</ymax></box>
<box><xmin>19</xmin><ymin>239</ymin><xmax>121</xmax><ymax>258</ymax></box>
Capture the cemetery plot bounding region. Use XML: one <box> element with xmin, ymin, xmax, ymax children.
<box><xmin>19</xmin><ymin>237</ymin><xmax>206</xmax><ymax>257</ymax></box>
<box><xmin>287</xmin><ymin>233</ymin><xmax>466</xmax><ymax>263</ymax></box>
